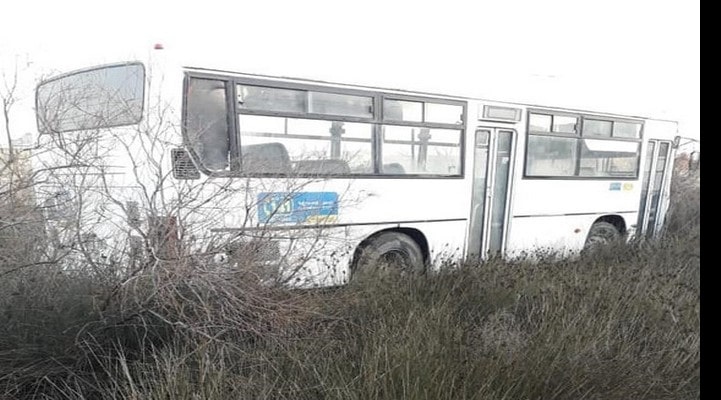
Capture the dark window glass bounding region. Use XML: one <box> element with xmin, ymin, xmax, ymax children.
<box><xmin>238</xmin><ymin>85</ymin><xmax>305</xmax><ymax>114</ymax></box>
<box><xmin>553</xmin><ymin>115</ymin><xmax>577</xmax><ymax>134</ymax></box>
<box><xmin>583</xmin><ymin>119</ymin><xmax>613</xmax><ymax>137</ymax></box>
<box><xmin>380</xmin><ymin>125</ymin><xmax>462</xmax><ymax>175</ymax></box>
<box><xmin>579</xmin><ymin>139</ymin><xmax>639</xmax><ymax>177</ymax></box>
<box><xmin>308</xmin><ymin>92</ymin><xmax>373</xmax><ymax>118</ymax></box>
<box><xmin>383</xmin><ymin>99</ymin><xmax>423</xmax><ymax>122</ymax></box>
<box><xmin>613</xmin><ymin>121</ymin><xmax>642</xmax><ymax>138</ymax></box>
<box><xmin>526</xmin><ymin>135</ymin><xmax>577</xmax><ymax>176</ymax></box>
<box><xmin>186</xmin><ymin>79</ymin><xmax>230</xmax><ymax>171</ymax></box>
<box><xmin>238</xmin><ymin>114</ymin><xmax>373</xmax><ymax>175</ymax></box>
<box><xmin>529</xmin><ymin>113</ymin><xmax>552</xmax><ymax>132</ymax></box>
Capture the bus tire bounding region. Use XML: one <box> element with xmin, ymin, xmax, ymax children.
<box><xmin>584</xmin><ymin>221</ymin><xmax>621</xmax><ymax>249</ymax></box>
<box><xmin>353</xmin><ymin>232</ymin><xmax>425</xmax><ymax>277</ymax></box>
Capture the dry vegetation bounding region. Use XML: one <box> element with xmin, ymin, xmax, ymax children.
<box><xmin>0</xmin><ymin>170</ymin><xmax>700</xmax><ymax>399</ymax></box>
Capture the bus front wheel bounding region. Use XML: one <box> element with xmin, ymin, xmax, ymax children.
<box><xmin>353</xmin><ymin>232</ymin><xmax>425</xmax><ymax>277</ymax></box>
<box><xmin>584</xmin><ymin>222</ymin><xmax>621</xmax><ymax>249</ymax></box>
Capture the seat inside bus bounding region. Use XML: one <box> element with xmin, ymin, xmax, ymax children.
<box><xmin>382</xmin><ymin>163</ymin><xmax>406</xmax><ymax>174</ymax></box>
<box><xmin>241</xmin><ymin>142</ymin><xmax>291</xmax><ymax>174</ymax></box>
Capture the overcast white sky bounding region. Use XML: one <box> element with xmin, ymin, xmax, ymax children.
<box><xmin>1</xmin><ymin>0</ymin><xmax>700</xmax><ymax>144</ymax></box>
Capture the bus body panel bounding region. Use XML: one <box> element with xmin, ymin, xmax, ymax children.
<box><xmin>505</xmin><ymin>212</ymin><xmax>638</xmax><ymax>258</ymax></box>
<box><xmin>30</xmin><ymin>55</ymin><xmax>680</xmax><ymax>287</ymax></box>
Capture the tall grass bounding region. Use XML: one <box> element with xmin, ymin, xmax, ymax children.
<box><xmin>0</xmin><ymin>173</ymin><xmax>700</xmax><ymax>399</ymax></box>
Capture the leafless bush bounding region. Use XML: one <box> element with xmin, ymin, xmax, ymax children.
<box><xmin>0</xmin><ymin>61</ymin><xmax>347</xmax><ymax>398</ymax></box>
<box><xmin>664</xmin><ymin>167</ymin><xmax>700</xmax><ymax>237</ymax></box>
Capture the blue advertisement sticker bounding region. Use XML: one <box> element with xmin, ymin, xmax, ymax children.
<box><xmin>258</xmin><ymin>192</ymin><xmax>339</xmax><ymax>224</ymax></box>
<box><xmin>609</xmin><ymin>182</ymin><xmax>622</xmax><ymax>191</ymax></box>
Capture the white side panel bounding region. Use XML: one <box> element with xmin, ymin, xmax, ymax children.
<box><xmin>512</xmin><ymin>179</ymin><xmax>642</xmax><ymax>217</ymax></box>
<box><xmin>505</xmin><ymin>212</ymin><xmax>637</xmax><ymax>257</ymax></box>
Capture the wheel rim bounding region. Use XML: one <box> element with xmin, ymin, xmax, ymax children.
<box><xmin>586</xmin><ymin>226</ymin><xmax>619</xmax><ymax>249</ymax></box>
<box><xmin>380</xmin><ymin>249</ymin><xmax>412</xmax><ymax>270</ymax></box>
<box><xmin>587</xmin><ymin>235</ymin><xmax>610</xmax><ymax>247</ymax></box>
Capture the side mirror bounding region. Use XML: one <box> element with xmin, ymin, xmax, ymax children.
<box><xmin>672</xmin><ymin>135</ymin><xmax>681</xmax><ymax>149</ymax></box>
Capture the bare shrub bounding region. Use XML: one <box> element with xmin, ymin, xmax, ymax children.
<box><xmin>664</xmin><ymin>168</ymin><xmax>700</xmax><ymax>237</ymax></box>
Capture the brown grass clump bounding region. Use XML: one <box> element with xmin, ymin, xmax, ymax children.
<box><xmin>0</xmin><ymin>173</ymin><xmax>699</xmax><ymax>399</ymax></box>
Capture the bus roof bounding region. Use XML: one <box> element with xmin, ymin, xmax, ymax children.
<box><xmin>184</xmin><ymin>65</ymin><xmax>678</xmax><ymax>125</ymax></box>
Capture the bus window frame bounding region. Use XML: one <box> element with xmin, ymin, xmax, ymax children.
<box><xmin>523</xmin><ymin>108</ymin><xmax>644</xmax><ymax>180</ymax></box>
<box><xmin>182</xmin><ymin>71</ymin><xmax>467</xmax><ymax>179</ymax></box>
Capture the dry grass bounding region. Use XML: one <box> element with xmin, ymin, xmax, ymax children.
<box><xmin>0</xmin><ymin>173</ymin><xmax>700</xmax><ymax>399</ymax></box>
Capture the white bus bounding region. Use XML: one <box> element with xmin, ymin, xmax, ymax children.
<box><xmin>32</xmin><ymin>56</ymin><xmax>678</xmax><ymax>287</ymax></box>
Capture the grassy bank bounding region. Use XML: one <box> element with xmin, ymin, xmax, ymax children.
<box><xmin>0</xmin><ymin>174</ymin><xmax>700</xmax><ymax>399</ymax></box>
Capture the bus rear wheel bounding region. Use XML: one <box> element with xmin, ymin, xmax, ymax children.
<box><xmin>584</xmin><ymin>222</ymin><xmax>621</xmax><ymax>249</ymax></box>
<box><xmin>353</xmin><ymin>232</ymin><xmax>425</xmax><ymax>278</ymax></box>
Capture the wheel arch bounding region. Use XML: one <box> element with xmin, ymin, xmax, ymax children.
<box><xmin>592</xmin><ymin>214</ymin><xmax>627</xmax><ymax>235</ymax></box>
<box><xmin>350</xmin><ymin>227</ymin><xmax>430</xmax><ymax>270</ymax></box>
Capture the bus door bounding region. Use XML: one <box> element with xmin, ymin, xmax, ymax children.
<box><xmin>637</xmin><ymin>140</ymin><xmax>673</xmax><ymax>238</ymax></box>
<box><xmin>467</xmin><ymin>128</ymin><xmax>515</xmax><ymax>258</ymax></box>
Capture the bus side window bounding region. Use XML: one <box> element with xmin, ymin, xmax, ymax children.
<box><xmin>186</xmin><ymin>78</ymin><xmax>230</xmax><ymax>171</ymax></box>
